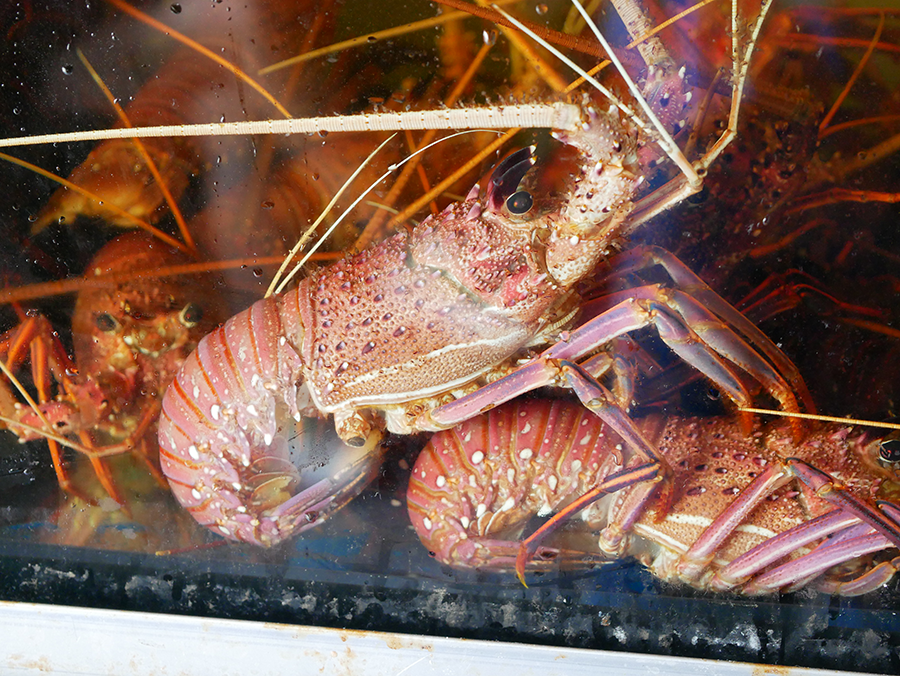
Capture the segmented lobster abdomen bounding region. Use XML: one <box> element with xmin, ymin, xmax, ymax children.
<box><xmin>408</xmin><ymin>398</ymin><xmax>622</xmax><ymax>567</ymax></box>
<box><xmin>158</xmin><ymin>294</ymin><xmax>307</xmax><ymax>545</ymax></box>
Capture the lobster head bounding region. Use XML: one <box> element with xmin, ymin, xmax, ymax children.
<box><xmin>482</xmin><ymin>105</ymin><xmax>642</xmax><ymax>288</ymax></box>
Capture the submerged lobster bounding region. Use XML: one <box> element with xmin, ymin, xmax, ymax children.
<box><xmin>156</xmin><ymin>0</ymin><xmax>819</xmax><ymax>547</ymax></box>
<box><xmin>408</xmin><ymin>397</ymin><xmax>900</xmax><ymax>596</ymax></box>
<box><xmin>0</xmin><ymin>232</ymin><xmax>220</xmax><ymax>501</ymax></box>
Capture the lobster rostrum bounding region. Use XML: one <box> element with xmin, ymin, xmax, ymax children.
<box><xmin>409</xmin><ymin>397</ymin><xmax>900</xmax><ymax>596</ymax></box>
<box><xmin>156</xmin><ymin>0</ymin><xmax>812</xmax><ymax>547</ymax></box>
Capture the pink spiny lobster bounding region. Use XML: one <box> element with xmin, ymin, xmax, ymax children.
<box><xmin>156</xmin><ymin>0</ymin><xmax>819</xmax><ymax>547</ymax></box>
<box><xmin>408</xmin><ymin>396</ymin><xmax>900</xmax><ymax>596</ymax></box>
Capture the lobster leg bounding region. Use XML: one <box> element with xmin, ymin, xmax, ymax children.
<box><xmin>594</xmin><ymin>245</ymin><xmax>815</xmax><ymax>413</ymax></box>
<box><xmin>787</xmin><ymin>459</ymin><xmax>900</xmax><ymax>548</ymax></box>
<box><xmin>709</xmin><ymin>510</ymin><xmax>860</xmax><ymax>590</ymax></box>
<box><xmin>815</xmin><ymin>556</ymin><xmax>900</xmax><ymax>596</ymax></box>
<box><xmin>663</xmin><ymin>458</ymin><xmax>900</xmax><ymax>590</ymax></box>
<box><xmin>430</xmin><ymin>279</ymin><xmax>797</xmax><ymax>430</ymax></box>
<box><xmin>0</xmin><ymin>312</ymin><xmax>124</xmax><ymax>502</ymax></box>
<box><xmin>742</xmin><ymin>530</ymin><xmax>895</xmax><ymax>595</ymax></box>
<box><xmin>671</xmin><ymin>457</ymin><xmax>900</xmax><ymax>584</ymax></box>
<box><xmin>514</xmin><ymin>362</ymin><xmax>666</xmax><ymax>581</ymax></box>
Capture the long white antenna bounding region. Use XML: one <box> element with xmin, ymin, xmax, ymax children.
<box><xmin>0</xmin><ymin>104</ymin><xmax>580</xmax><ymax>149</ymax></box>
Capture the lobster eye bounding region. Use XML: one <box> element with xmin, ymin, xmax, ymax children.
<box><xmin>506</xmin><ymin>190</ymin><xmax>534</xmax><ymax>216</ymax></box>
<box><xmin>94</xmin><ymin>312</ymin><xmax>119</xmax><ymax>333</ymax></box>
<box><xmin>179</xmin><ymin>303</ymin><xmax>203</xmax><ymax>328</ymax></box>
<box><xmin>879</xmin><ymin>438</ymin><xmax>900</xmax><ymax>464</ymax></box>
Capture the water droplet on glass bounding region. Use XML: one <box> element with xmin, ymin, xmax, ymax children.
<box><xmin>367</xmin><ymin>35</ymin><xmax>377</xmax><ymax>43</ymax></box>
<box><xmin>482</xmin><ymin>29</ymin><xmax>498</xmax><ymax>46</ymax></box>
<box><xmin>61</xmin><ymin>64</ymin><xmax>74</xmax><ymax>75</ymax></box>
<box><xmin>262</xmin><ymin>200</ymin><xmax>275</xmax><ymax>210</ymax></box>
<box><xmin>252</xmin><ymin>268</ymin><xmax>263</xmax><ymax>278</ymax></box>
<box><xmin>536</xmin><ymin>4</ymin><xmax>548</xmax><ymax>15</ymax></box>
<box><xmin>170</xmin><ymin>3</ymin><xmax>182</xmax><ymax>13</ymax></box>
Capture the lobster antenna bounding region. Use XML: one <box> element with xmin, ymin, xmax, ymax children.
<box><xmin>494</xmin><ymin>3</ymin><xmax>699</xmax><ymax>189</ymax></box>
<box><xmin>0</xmin><ymin>152</ymin><xmax>188</xmax><ymax>253</ymax></box>
<box><xmin>259</xmin><ymin>0</ymin><xmax>539</xmax><ymax>75</ymax></box>
<box><xmin>740</xmin><ymin>407</ymin><xmax>900</xmax><ymax>432</ymax></box>
<box><xmin>267</xmin><ymin>133</ymin><xmax>398</xmax><ymax>298</ymax></box>
<box><xmin>272</xmin><ymin>129</ymin><xmax>500</xmax><ymax>296</ymax></box>
<box><xmin>0</xmin><ymin>104</ymin><xmax>580</xmax><ymax>149</ymax></box>
<box><xmin>567</xmin><ymin>0</ymin><xmax>700</xmax><ymax>189</ymax></box>
<box><xmin>491</xmin><ymin>6</ymin><xmax>644</xmax><ymax>129</ymax></box>
<box><xmin>0</xmin><ymin>413</ymin><xmax>100</xmax><ymax>455</ymax></box>
<box><xmin>0</xmin><ymin>358</ymin><xmax>59</xmax><ymax>442</ymax></box>
<box><xmin>0</xmin><ymin>255</ymin><xmax>341</xmax><ymax>306</ymax></box>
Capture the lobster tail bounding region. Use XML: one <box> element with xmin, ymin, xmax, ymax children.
<box><xmin>159</xmin><ymin>297</ymin><xmax>310</xmax><ymax>545</ymax></box>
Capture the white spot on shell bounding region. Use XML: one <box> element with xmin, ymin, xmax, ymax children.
<box><xmin>460</xmin><ymin>516</ymin><xmax>470</xmax><ymax>528</ymax></box>
<box><xmin>219</xmin><ymin>525</ymin><xmax>231</xmax><ymax>536</ymax></box>
<box><xmin>191</xmin><ymin>488</ymin><xmax>202</xmax><ymax>500</ymax></box>
<box><xmin>423</xmin><ymin>517</ymin><xmax>433</xmax><ymax>530</ymax></box>
<box><xmin>471</xmin><ymin>451</ymin><xmax>484</xmax><ymax>464</ymax></box>
<box><xmin>571</xmin><ymin>459</ymin><xmax>582</xmax><ymax>472</ymax></box>
<box><xmin>247</xmin><ymin>404</ymin><xmax>259</xmax><ymax>416</ymax></box>
<box><xmin>193</xmin><ymin>386</ymin><xmax>200</xmax><ymax>398</ymax></box>
<box><xmin>521</xmin><ymin>422</ymin><xmax>532</xmax><ymax>434</ymax></box>
<box><xmin>500</xmin><ymin>497</ymin><xmax>515</xmax><ymax>512</ymax></box>
<box><xmin>548</xmin><ymin>475</ymin><xmax>558</xmax><ymax>491</ymax></box>
<box><xmin>436</xmin><ymin>475</ymin><xmax>446</xmax><ymax>488</ymax></box>
<box><xmin>507</xmin><ymin>468</ymin><xmax>515</xmax><ymax>483</ymax></box>
<box><xmin>188</xmin><ymin>445</ymin><xmax>200</xmax><ymax>460</ymax></box>
<box><xmin>519</xmin><ymin>448</ymin><xmax>533</xmax><ymax>460</ymax></box>
<box><xmin>476</xmin><ymin>503</ymin><xmax>487</xmax><ymax>518</ymax></box>
<box><xmin>263</xmin><ymin>433</ymin><xmax>273</xmax><ymax>445</ymax></box>
<box><xmin>210</xmin><ymin>404</ymin><xmax>221</xmax><ymax>420</ymax></box>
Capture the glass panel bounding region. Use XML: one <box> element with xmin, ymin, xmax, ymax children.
<box><xmin>1</xmin><ymin>1</ymin><xmax>898</xmax><ymax>673</ymax></box>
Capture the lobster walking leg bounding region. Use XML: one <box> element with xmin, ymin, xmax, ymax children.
<box><xmin>427</xmin><ymin>275</ymin><xmax>803</xmax><ymax>431</ymax></box>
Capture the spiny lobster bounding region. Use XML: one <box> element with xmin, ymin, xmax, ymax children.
<box><xmin>154</xmin><ymin>0</ymin><xmax>819</xmax><ymax>547</ymax></box>
<box><xmin>408</xmin><ymin>396</ymin><xmax>900</xmax><ymax>596</ymax></box>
